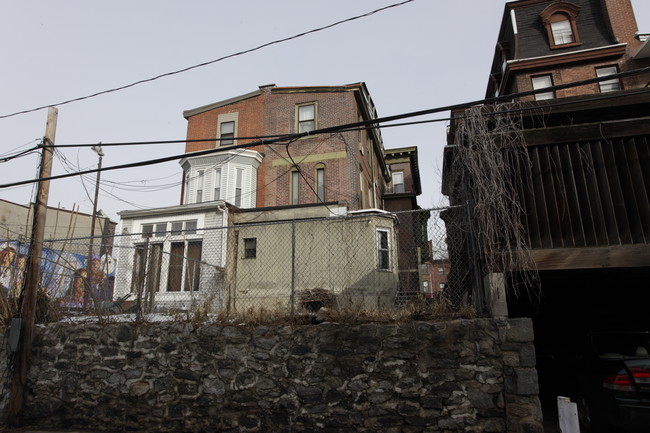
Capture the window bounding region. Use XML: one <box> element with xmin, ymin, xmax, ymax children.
<box><xmin>596</xmin><ymin>66</ymin><xmax>621</xmax><ymax>93</ymax></box>
<box><xmin>184</xmin><ymin>241</ymin><xmax>202</xmax><ymax>292</ymax></box>
<box><xmin>154</xmin><ymin>223</ymin><xmax>167</xmax><ymax>238</ymax></box>
<box><xmin>171</xmin><ymin>222</ymin><xmax>183</xmax><ymax>236</ymax></box>
<box><xmin>214</xmin><ymin>168</ymin><xmax>222</xmax><ymax>200</ymax></box>
<box><xmin>142</xmin><ymin>224</ymin><xmax>154</xmax><ymax>238</ymax></box>
<box><xmin>131</xmin><ymin>243</ymin><xmax>163</xmax><ymax>294</ymax></box>
<box><xmin>359</xmin><ymin>170</ymin><xmax>364</xmax><ymax>207</ymax></box>
<box><xmin>297</xmin><ymin>103</ymin><xmax>315</xmax><ymax>133</ymax></box>
<box><xmin>392</xmin><ymin>171</ymin><xmax>405</xmax><ymax>194</ymax></box>
<box><xmin>291</xmin><ymin>170</ymin><xmax>300</xmax><ymax>205</ymax></box>
<box><xmin>540</xmin><ymin>3</ymin><xmax>581</xmax><ymax>49</ymax></box>
<box><xmin>244</xmin><ymin>238</ymin><xmax>257</xmax><ymax>259</ymax></box>
<box><xmin>167</xmin><ymin>242</ymin><xmax>185</xmax><ymax>292</ymax></box>
<box><xmin>167</xmin><ymin>240</ymin><xmax>202</xmax><ymax>292</ymax></box>
<box><xmin>185</xmin><ymin>220</ymin><xmax>197</xmax><ymax>235</ymax></box>
<box><xmin>316</xmin><ymin>166</ymin><xmax>325</xmax><ymax>202</ymax></box>
<box><xmin>220</xmin><ymin>121</ymin><xmax>235</xmax><ymax>145</ymax></box>
<box><xmin>438</xmin><ymin>267</ymin><xmax>445</xmax><ymax>275</ymax></box>
<box><xmin>184</xmin><ymin>173</ymin><xmax>190</xmax><ymax>204</ymax></box>
<box><xmin>531</xmin><ymin>75</ymin><xmax>554</xmax><ymax>100</ymax></box>
<box><xmin>377</xmin><ymin>229</ymin><xmax>391</xmax><ymax>271</ymax></box>
<box><xmin>195</xmin><ymin>170</ymin><xmax>205</xmax><ymax>203</ymax></box>
<box><xmin>235</xmin><ymin>168</ymin><xmax>244</xmax><ymax>207</ymax></box>
<box><xmin>550</xmin><ymin>18</ymin><xmax>574</xmax><ymax>45</ymax></box>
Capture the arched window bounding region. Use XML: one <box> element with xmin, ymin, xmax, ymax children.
<box><xmin>540</xmin><ymin>2</ymin><xmax>581</xmax><ymax>49</ymax></box>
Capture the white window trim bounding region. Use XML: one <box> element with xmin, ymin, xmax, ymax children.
<box><xmin>531</xmin><ymin>75</ymin><xmax>554</xmax><ymax>100</ymax></box>
<box><xmin>392</xmin><ymin>171</ymin><xmax>404</xmax><ymax>194</ymax></box>
<box><xmin>376</xmin><ymin>228</ymin><xmax>392</xmax><ymax>272</ymax></box>
<box><xmin>596</xmin><ymin>66</ymin><xmax>621</xmax><ymax>93</ymax></box>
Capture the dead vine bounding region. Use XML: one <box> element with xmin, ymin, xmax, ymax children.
<box><xmin>451</xmin><ymin>102</ymin><xmax>539</xmax><ymax>298</ymax></box>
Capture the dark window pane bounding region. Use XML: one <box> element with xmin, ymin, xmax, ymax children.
<box><xmin>184</xmin><ymin>241</ymin><xmax>202</xmax><ymax>292</ymax></box>
<box><xmin>185</xmin><ymin>220</ymin><xmax>197</xmax><ymax>235</ymax></box>
<box><xmin>167</xmin><ymin>242</ymin><xmax>184</xmax><ymax>292</ymax></box>
<box><xmin>221</xmin><ymin>121</ymin><xmax>235</xmax><ymax>145</ymax></box>
<box><xmin>244</xmin><ymin>238</ymin><xmax>257</xmax><ymax>258</ymax></box>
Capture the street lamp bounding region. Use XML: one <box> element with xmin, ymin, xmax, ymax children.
<box><xmin>88</xmin><ymin>144</ymin><xmax>104</xmax><ymax>263</ymax></box>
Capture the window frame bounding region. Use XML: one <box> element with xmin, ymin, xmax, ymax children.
<box><xmin>392</xmin><ymin>171</ymin><xmax>405</xmax><ymax>194</ymax></box>
<box><xmin>376</xmin><ymin>228</ymin><xmax>392</xmax><ymax>272</ymax></box>
<box><xmin>243</xmin><ymin>238</ymin><xmax>257</xmax><ymax>259</ymax></box>
<box><xmin>217</xmin><ymin>113</ymin><xmax>238</xmax><ymax>147</ymax></box>
<box><xmin>213</xmin><ymin>167</ymin><xmax>222</xmax><ymax>201</ymax></box>
<box><xmin>315</xmin><ymin>165</ymin><xmax>326</xmax><ymax>203</ymax></box>
<box><xmin>596</xmin><ymin>65</ymin><xmax>622</xmax><ymax>93</ymax></box>
<box><xmin>234</xmin><ymin>168</ymin><xmax>244</xmax><ymax>207</ymax></box>
<box><xmin>296</xmin><ymin>102</ymin><xmax>317</xmax><ymax>134</ymax></box>
<box><xmin>196</xmin><ymin>170</ymin><xmax>204</xmax><ymax>203</ymax></box>
<box><xmin>291</xmin><ymin>170</ymin><xmax>300</xmax><ymax>205</ymax></box>
<box><xmin>219</xmin><ymin>121</ymin><xmax>235</xmax><ymax>146</ymax></box>
<box><xmin>531</xmin><ymin>74</ymin><xmax>555</xmax><ymax>101</ymax></box>
<box><xmin>540</xmin><ymin>3</ymin><xmax>581</xmax><ymax>49</ymax></box>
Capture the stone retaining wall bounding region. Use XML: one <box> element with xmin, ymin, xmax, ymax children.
<box><xmin>2</xmin><ymin>318</ymin><xmax>543</xmax><ymax>432</ymax></box>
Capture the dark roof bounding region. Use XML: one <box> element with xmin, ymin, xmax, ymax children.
<box><xmin>506</xmin><ymin>0</ymin><xmax>615</xmax><ymax>61</ymax></box>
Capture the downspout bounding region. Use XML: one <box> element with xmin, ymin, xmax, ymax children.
<box><xmin>370</xmin><ymin>139</ymin><xmax>376</xmax><ymax>208</ymax></box>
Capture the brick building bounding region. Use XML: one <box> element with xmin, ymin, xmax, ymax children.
<box><xmin>383</xmin><ymin>147</ymin><xmax>430</xmax><ymax>300</ymax></box>
<box><xmin>486</xmin><ymin>0</ymin><xmax>650</xmax><ymax>101</ymax></box>
<box><xmin>443</xmin><ymin>1</ymin><xmax>650</xmax><ymax>427</ymax></box>
<box><xmin>180</xmin><ymin>83</ymin><xmax>390</xmax><ymax>211</ymax></box>
<box><xmin>116</xmin><ymin>83</ymin><xmax>425</xmax><ymax>312</ymax></box>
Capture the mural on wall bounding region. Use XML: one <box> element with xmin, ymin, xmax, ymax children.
<box><xmin>0</xmin><ymin>240</ymin><xmax>116</xmax><ymax>308</ymax></box>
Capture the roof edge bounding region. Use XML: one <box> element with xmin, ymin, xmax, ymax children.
<box><xmin>183</xmin><ymin>89</ymin><xmax>263</xmax><ymax>119</ymax></box>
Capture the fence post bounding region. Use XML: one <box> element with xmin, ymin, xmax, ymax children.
<box><xmin>135</xmin><ymin>237</ymin><xmax>149</xmax><ymax>320</ymax></box>
<box><xmin>290</xmin><ymin>221</ymin><xmax>296</xmax><ymax>315</ymax></box>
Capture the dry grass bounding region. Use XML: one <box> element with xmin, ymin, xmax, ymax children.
<box><xmin>1</xmin><ymin>291</ymin><xmax>479</xmax><ymax>331</ymax></box>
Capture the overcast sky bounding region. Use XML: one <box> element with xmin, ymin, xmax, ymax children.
<box><xmin>2</xmin><ymin>0</ymin><xmax>649</xmax><ymax>223</ymax></box>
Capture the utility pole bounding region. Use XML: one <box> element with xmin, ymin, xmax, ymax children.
<box><xmin>88</xmin><ymin>144</ymin><xmax>104</xmax><ymax>261</ymax></box>
<box><xmin>6</xmin><ymin>107</ymin><xmax>57</xmax><ymax>426</ymax></box>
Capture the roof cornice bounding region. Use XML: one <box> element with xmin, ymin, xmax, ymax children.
<box><xmin>506</xmin><ymin>43</ymin><xmax>627</xmax><ymax>72</ymax></box>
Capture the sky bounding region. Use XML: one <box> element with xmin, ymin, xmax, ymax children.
<box><xmin>2</xmin><ymin>0</ymin><xmax>649</xmax><ymax>223</ymax></box>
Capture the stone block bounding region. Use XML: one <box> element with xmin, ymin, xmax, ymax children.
<box><xmin>505</xmin><ymin>319</ymin><xmax>534</xmax><ymax>343</ymax></box>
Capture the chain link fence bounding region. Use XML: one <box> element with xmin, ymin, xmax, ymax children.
<box><xmin>0</xmin><ymin>206</ymin><xmax>480</xmax><ymax>322</ymax></box>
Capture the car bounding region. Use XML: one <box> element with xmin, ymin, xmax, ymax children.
<box><xmin>572</xmin><ymin>331</ymin><xmax>650</xmax><ymax>433</ymax></box>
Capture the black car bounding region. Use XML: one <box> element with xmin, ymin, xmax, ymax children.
<box><xmin>573</xmin><ymin>331</ymin><xmax>650</xmax><ymax>432</ymax></box>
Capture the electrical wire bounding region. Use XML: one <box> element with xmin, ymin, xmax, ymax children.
<box><xmin>0</xmin><ymin>146</ymin><xmax>41</xmax><ymax>163</ymax></box>
<box><xmin>0</xmin><ymin>138</ymin><xmax>41</xmax><ymax>158</ymax></box>
<box><xmin>3</xmin><ymin>68</ymin><xmax>650</xmax><ymax>190</ymax></box>
<box><xmin>0</xmin><ymin>0</ymin><xmax>416</xmax><ymax>120</ymax></box>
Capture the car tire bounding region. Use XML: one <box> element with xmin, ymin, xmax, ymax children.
<box><xmin>577</xmin><ymin>395</ymin><xmax>606</xmax><ymax>433</ymax></box>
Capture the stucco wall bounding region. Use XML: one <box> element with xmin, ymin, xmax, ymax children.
<box><xmin>1</xmin><ymin>318</ymin><xmax>542</xmax><ymax>433</ymax></box>
<box><xmin>230</xmin><ymin>214</ymin><xmax>399</xmax><ymax>311</ymax></box>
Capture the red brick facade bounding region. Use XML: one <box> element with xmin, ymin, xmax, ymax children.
<box><xmin>183</xmin><ymin>84</ymin><xmax>390</xmax><ymax>210</ymax></box>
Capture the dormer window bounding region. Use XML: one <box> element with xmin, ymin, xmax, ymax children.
<box><xmin>550</xmin><ymin>18</ymin><xmax>574</xmax><ymax>45</ymax></box>
<box><xmin>540</xmin><ymin>2</ymin><xmax>581</xmax><ymax>49</ymax></box>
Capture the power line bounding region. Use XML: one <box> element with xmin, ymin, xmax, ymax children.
<box><xmin>0</xmin><ymin>0</ymin><xmax>415</xmax><ymax>120</ymax></box>
<box><xmin>0</xmin><ymin>146</ymin><xmax>41</xmax><ymax>163</ymax></box>
<box><xmin>46</xmin><ymin>65</ymin><xmax>650</xmax><ymax>150</ymax></box>
<box><xmin>2</xmin><ymin>67</ymin><xmax>650</xmax><ymax>190</ymax></box>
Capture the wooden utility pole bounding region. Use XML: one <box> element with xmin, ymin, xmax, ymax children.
<box><xmin>6</xmin><ymin>107</ymin><xmax>58</xmax><ymax>426</ymax></box>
